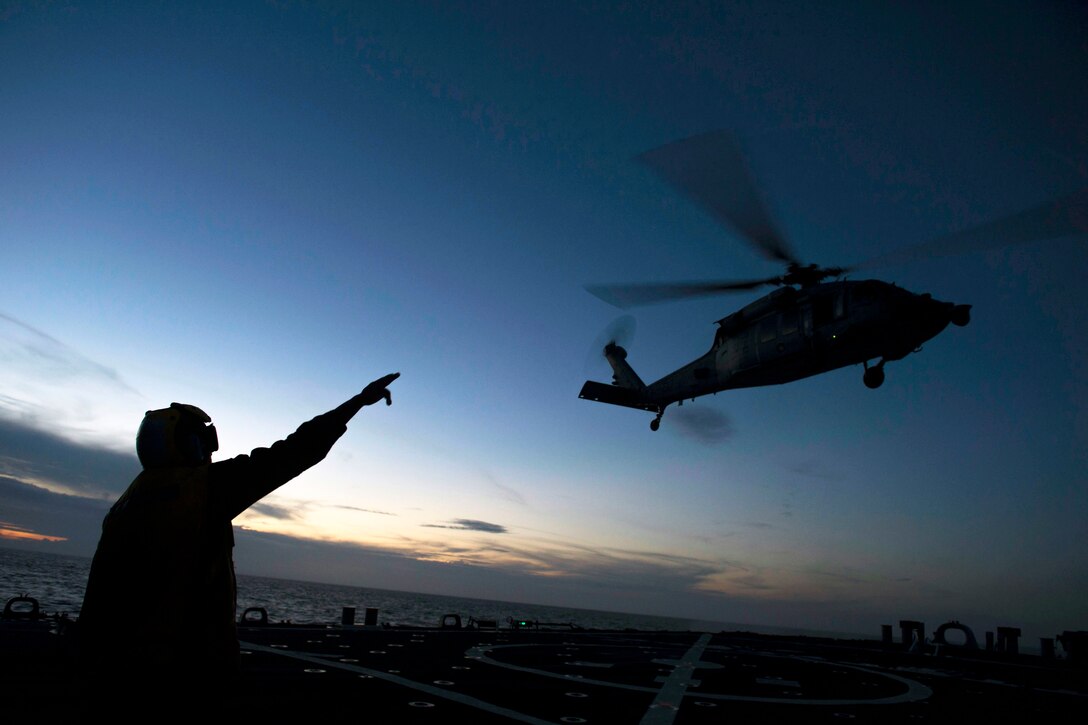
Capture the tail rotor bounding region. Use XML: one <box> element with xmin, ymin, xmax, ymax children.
<box><xmin>584</xmin><ymin>315</ymin><xmax>636</xmax><ymax>377</ymax></box>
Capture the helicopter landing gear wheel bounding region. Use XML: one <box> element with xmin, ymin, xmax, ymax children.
<box><xmin>650</xmin><ymin>407</ymin><xmax>665</xmax><ymax>431</ymax></box>
<box><xmin>863</xmin><ymin>361</ymin><xmax>885</xmax><ymax>389</ymax></box>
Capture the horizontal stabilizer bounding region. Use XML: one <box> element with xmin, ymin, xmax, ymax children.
<box><xmin>579</xmin><ymin>381</ymin><xmax>658</xmax><ymax>412</ymax></box>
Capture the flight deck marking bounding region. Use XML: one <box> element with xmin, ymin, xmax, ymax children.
<box><xmin>245</xmin><ymin>634</ymin><xmax>934</xmax><ymax>720</ymax></box>
<box><xmin>466</xmin><ymin>637</ymin><xmax>933</xmax><ymax>706</ymax></box>
<box><xmin>640</xmin><ymin>632</ymin><xmax>712</xmax><ymax>725</ymax></box>
<box><xmin>240</xmin><ymin>641</ymin><xmax>555</xmax><ymax>725</ymax></box>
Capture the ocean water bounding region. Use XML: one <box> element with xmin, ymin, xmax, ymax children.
<box><xmin>0</xmin><ymin>547</ymin><xmax>859</xmax><ymax>637</ymax></box>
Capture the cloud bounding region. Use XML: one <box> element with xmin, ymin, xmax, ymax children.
<box><xmin>0</xmin><ymin>312</ymin><xmax>135</xmax><ymax>393</ymax></box>
<box><xmin>0</xmin><ymin>417</ymin><xmax>140</xmax><ymax>499</ymax></box>
<box><xmin>726</xmin><ymin>573</ymin><xmax>776</xmax><ymax>592</ymax></box>
<box><xmin>811</xmin><ymin>568</ymin><xmax>867</xmax><ymax>585</ymax></box>
<box><xmin>0</xmin><ymin>466</ymin><xmax>989</xmax><ymax>638</ymax></box>
<box><xmin>787</xmin><ymin>460</ymin><xmax>843</xmax><ymax>481</ymax></box>
<box><xmin>229</xmin><ymin>527</ymin><xmax>758</xmax><ymax>622</ymax></box>
<box><xmin>246</xmin><ymin>500</ymin><xmax>400</xmax><ymax>522</ymax></box>
<box><xmin>0</xmin><ymin>405</ymin><xmax>989</xmax><ymax>637</ymax></box>
<box><xmin>483</xmin><ymin>473</ymin><xmax>527</xmax><ymax>507</ymax></box>
<box><xmin>0</xmin><ymin>525</ymin><xmax>67</xmax><ymax>543</ymax></box>
<box><xmin>248</xmin><ymin>502</ymin><xmax>304</xmax><ymax>521</ymax></box>
<box><xmin>422</xmin><ymin>518</ymin><xmax>508</xmax><ymax>533</ymax></box>
<box><xmin>0</xmin><ymin>474</ymin><xmax>110</xmax><ymax>553</ymax></box>
<box><xmin>335</xmin><ymin>504</ymin><xmax>398</xmax><ymax>516</ymax></box>
<box><xmin>405</xmin><ymin>532</ymin><xmax>730</xmax><ymax>596</ymax></box>
<box><xmin>0</xmin><ymin>312</ymin><xmax>142</xmax><ymax>449</ymax></box>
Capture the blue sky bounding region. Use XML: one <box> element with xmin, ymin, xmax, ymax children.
<box><xmin>2</xmin><ymin>1</ymin><xmax>1086</xmax><ymax>642</ymax></box>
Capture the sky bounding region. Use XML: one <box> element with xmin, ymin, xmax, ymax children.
<box><xmin>2</xmin><ymin>1</ymin><xmax>1086</xmax><ymax>643</ymax></box>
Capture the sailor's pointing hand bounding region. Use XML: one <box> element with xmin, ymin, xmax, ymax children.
<box><xmin>360</xmin><ymin>372</ymin><xmax>400</xmax><ymax>407</ymax></box>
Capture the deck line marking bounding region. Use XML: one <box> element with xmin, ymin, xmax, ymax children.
<box><xmin>468</xmin><ymin>640</ymin><xmax>932</xmax><ymax>706</ymax></box>
<box><xmin>241</xmin><ymin>641</ymin><xmax>555</xmax><ymax>725</ymax></box>
<box><xmin>639</xmin><ymin>632</ymin><xmax>711</xmax><ymax>725</ymax></box>
<box><xmin>467</xmin><ymin>643</ymin><xmax>659</xmax><ymax>694</ymax></box>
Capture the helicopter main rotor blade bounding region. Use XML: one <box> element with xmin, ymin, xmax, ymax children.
<box><xmin>639</xmin><ymin>130</ymin><xmax>798</xmax><ymax>265</ymax></box>
<box><xmin>852</xmin><ymin>187</ymin><xmax>1088</xmax><ymax>271</ymax></box>
<box><xmin>586</xmin><ymin>278</ymin><xmax>778</xmax><ymax>309</ymax></box>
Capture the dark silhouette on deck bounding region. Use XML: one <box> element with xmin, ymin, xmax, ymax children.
<box><xmin>78</xmin><ymin>373</ymin><xmax>399</xmax><ymax>685</ymax></box>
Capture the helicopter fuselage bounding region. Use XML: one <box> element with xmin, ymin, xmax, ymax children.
<box><xmin>579</xmin><ymin>280</ymin><xmax>971</xmax><ymax>428</ymax></box>
<box><xmin>576</xmin><ymin>129</ymin><xmax>1080</xmax><ymax>430</ymax></box>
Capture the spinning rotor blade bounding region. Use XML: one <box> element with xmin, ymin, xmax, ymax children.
<box><xmin>584</xmin><ymin>315</ymin><xmax>636</xmax><ymax>375</ymax></box>
<box><xmin>639</xmin><ymin>130</ymin><xmax>797</xmax><ymax>265</ymax></box>
<box><xmin>598</xmin><ymin>314</ymin><xmax>636</xmax><ymax>348</ymax></box>
<box><xmin>852</xmin><ymin>187</ymin><xmax>1088</xmax><ymax>271</ymax></box>
<box><xmin>586</xmin><ymin>277</ymin><xmax>778</xmax><ymax>309</ymax></box>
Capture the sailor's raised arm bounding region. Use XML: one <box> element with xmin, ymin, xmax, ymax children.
<box><xmin>330</xmin><ymin>372</ymin><xmax>400</xmax><ymax>425</ymax></box>
<box><xmin>213</xmin><ymin>372</ymin><xmax>401</xmax><ymax>517</ymax></box>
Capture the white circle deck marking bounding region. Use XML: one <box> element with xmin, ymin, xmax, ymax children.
<box><xmin>465</xmin><ymin>636</ymin><xmax>932</xmax><ymax>707</ymax></box>
<box><xmin>242</xmin><ymin>634</ymin><xmax>932</xmax><ymax>725</ymax></box>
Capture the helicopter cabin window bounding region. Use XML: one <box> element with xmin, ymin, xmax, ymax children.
<box><xmin>759</xmin><ymin>318</ymin><xmax>777</xmax><ymax>343</ymax></box>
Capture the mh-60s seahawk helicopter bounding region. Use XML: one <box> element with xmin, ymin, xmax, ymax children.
<box><xmin>579</xmin><ymin>130</ymin><xmax>1087</xmax><ymax>431</ymax></box>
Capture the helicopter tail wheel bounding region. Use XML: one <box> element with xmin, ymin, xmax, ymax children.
<box><xmin>863</xmin><ymin>361</ymin><xmax>886</xmax><ymax>389</ymax></box>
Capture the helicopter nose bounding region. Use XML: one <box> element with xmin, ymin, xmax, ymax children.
<box><xmin>951</xmin><ymin>304</ymin><xmax>971</xmax><ymax>327</ymax></box>
<box><xmin>910</xmin><ymin>294</ymin><xmax>963</xmax><ymax>340</ymax></box>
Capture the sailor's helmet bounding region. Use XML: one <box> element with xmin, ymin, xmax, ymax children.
<box><xmin>136</xmin><ymin>403</ymin><xmax>219</xmax><ymax>469</ymax></box>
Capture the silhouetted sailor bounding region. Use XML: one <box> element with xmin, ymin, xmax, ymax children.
<box><xmin>78</xmin><ymin>373</ymin><xmax>399</xmax><ymax>683</ymax></box>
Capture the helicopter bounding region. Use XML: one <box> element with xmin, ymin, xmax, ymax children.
<box><xmin>579</xmin><ymin>130</ymin><xmax>1087</xmax><ymax>431</ymax></box>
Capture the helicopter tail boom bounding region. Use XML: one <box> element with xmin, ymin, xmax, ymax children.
<box><xmin>579</xmin><ymin>343</ymin><xmax>658</xmax><ymax>412</ymax></box>
<box><xmin>602</xmin><ymin>342</ymin><xmax>645</xmax><ymax>389</ymax></box>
